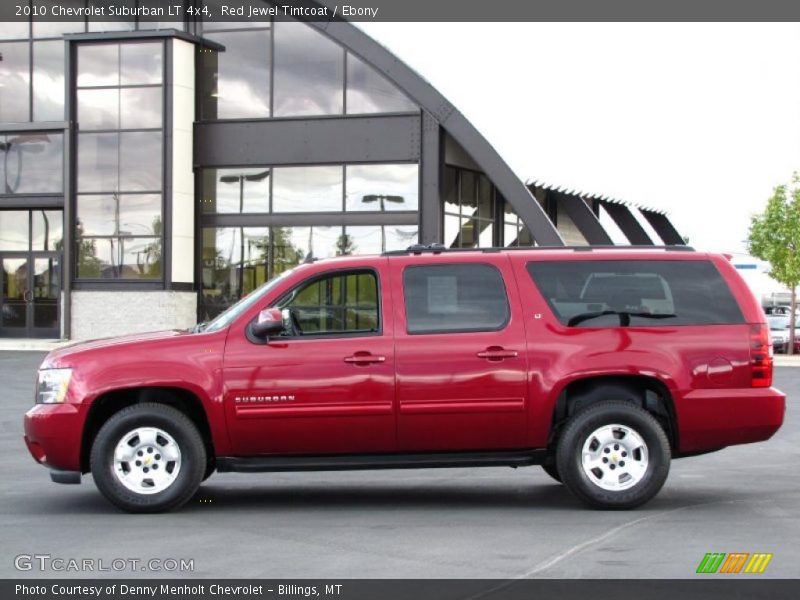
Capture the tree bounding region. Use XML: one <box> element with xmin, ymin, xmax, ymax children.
<box><xmin>748</xmin><ymin>174</ymin><xmax>800</xmax><ymax>354</ymax></box>
<box><xmin>335</xmin><ymin>233</ymin><xmax>357</xmax><ymax>256</ymax></box>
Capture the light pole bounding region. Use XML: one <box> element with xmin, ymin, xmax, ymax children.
<box><xmin>361</xmin><ymin>194</ymin><xmax>405</xmax><ymax>252</ymax></box>
<box><xmin>219</xmin><ymin>170</ymin><xmax>270</xmax><ymax>299</ymax></box>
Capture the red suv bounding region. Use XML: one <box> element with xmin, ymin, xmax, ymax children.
<box><xmin>24</xmin><ymin>246</ymin><xmax>785</xmax><ymax>512</ymax></box>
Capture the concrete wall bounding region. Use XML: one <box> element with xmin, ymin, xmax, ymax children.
<box><xmin>71</xmin><ymin>291</ymin><xmax>197</xmax><ymax>340</ymax></box>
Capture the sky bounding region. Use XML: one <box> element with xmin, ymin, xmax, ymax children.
<box><xmin>359</xmin><ymin>22</ymin><xmax>800</xmax><ymax>254</ymax></box>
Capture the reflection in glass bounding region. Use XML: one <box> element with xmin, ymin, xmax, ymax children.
<box><xmin>345</xmin><ymin>164</ymin><xmax>419</xmax><ymax>212</ymax></box>
<box><xmin>120</xmin><ymin>87</ymin><xmax>163</xmax><ymax>129</ymax></box>
<box><xmin>0</xmin><ymin>211</ymin><xmax>29</xmax><ymax>251</ymax></box>
<box><xmin>273</xmin><ymin>22</ymin><xmax>343</xmax><ymax>117</ymax></box>
<box><xmin>201</xmin><ymin>227</ymin><xmax>270</xmax><ymax>318</ymax></box>
<box><xmin>120</xmin><ymin>42</ymin><xmax>163</xmax><ymax>85</ymax></box>
<box><xmin>343</xmin><ymin>225</ymin><xmax>418</xmax><ymax>254</ymax></box>
<box><xmin>78</xmin><ymin>88</ymin><xmax>119</xmax><ymax>130</ymax></box>
<box><xmin>203</xmin><ymin>31</ymin><xmax>270</xmax><ymax>119</ymax></box>
<box><xmin>201</xmin><ymin>168</ymin><xmax>270</xmax><ymax>213</ymax></box>
<box><xmin>76</xmin><ymin>236</ymin><xmax>162</xmax><ymax>279</ymax></box>
<box><xmin>444</xmin><ymin>213</ymin><xmax>460</xmax><ymax>248</ymax></box>
<box><xmin>272</xmin><ymin>166</ymin><xmax>342</xmax><ymax>212</ymax></box>
<box><xmin>33</xmin><ymin>41</ymin><xmax>65</xmax><ymax>121</ymax></box>
<box><xmin>1</xmin><ymin>258</ymin><xmax>27</xmax><ymax>329</ymax></box>
<box><xmin>346</xmin><ymin>53</ymin><xmax>417</xmax><ymax>114</ymax></box>
<box><xmin>33</xmin><ymin>5</ymin><xmax>86</xmax><ymax>38</ymax></box>
<box><xmin>32</xmin><ymin>210</ymin><xmax>64</xmax><ymax>251</ymax></box>
<box><xmin>1</xmin><ymin>133</ymin><xmax>63</xmax><ymax>194</ymax></box>
<box><xmin>78</xmin><ymin>194</ymin><xmax>161</xmax><ymax>236</ymax></box>
<box><xmin>88</xmin><ymin>0</ymin><xmax>137</xmax><ymax>34</ymax></box>
<box><xmin>33</xmin><ymin>257</ymin><xmax>60</xmax><ymax>329</ymax></box>
<box><xmin>443</xmin><ymin>166</ymin><xmax>458</xmax><ymax>215</ymax></box>
<box><xmin>119</xmin><ymin>131</ymin><xmax>162</xmax><ymax>191</ymax></box>
<box><xmin>0</xmin><ymin>42</ymin><xmax>31</xmax><ymax>122</ymax></box>
<box><xmin>0</xmin><ymin>22</ymin><xmax>29</xmax><ymax>40</ymax></box>
<box><xmin>77</xmin><ymin>133</ymin><xmax>118</xmax><ymax>193</ymax></box>
<box><xmin>77</xmin><ymin>44</ymin><xmax>119</xmax><ymax>87</ymax></box>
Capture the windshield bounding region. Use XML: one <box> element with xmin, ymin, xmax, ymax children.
<box><xmin>201</xmin><ymin>269</ymin><xmax>295</xmax><ymax>333</ymax></box>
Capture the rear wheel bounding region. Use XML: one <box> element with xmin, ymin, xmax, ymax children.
<box><xmin>556</xmin><ymin>400</ymin><xmax>670</xmax><ymax>509</ymax></box>
<box><xmin>90</xmin><ymin>403</ymin><xmax>205</xmax><ymax>513</ymax></box>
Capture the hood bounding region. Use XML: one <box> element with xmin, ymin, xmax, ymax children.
<box><xmin>43</xmin><ymin>329</ymin><xmax>192</xmax><ymax>367</ymax></box>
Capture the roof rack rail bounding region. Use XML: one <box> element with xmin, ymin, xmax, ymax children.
<box><xmin>383</xmin><ymin>244</ymin><xmax>695</xmax><ymax>256</ymax></box>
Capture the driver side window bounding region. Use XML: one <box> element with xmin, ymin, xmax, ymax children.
<box><xmin>276</xmin><ymin>270</ymin><xmax>380</xmax><ymax>336</ymax></box>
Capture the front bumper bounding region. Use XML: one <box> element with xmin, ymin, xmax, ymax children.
<box><xmin>677</xmin><ymin>387</ymin><xmax>786</xmax><ymax>453</ymax></box>
<box><xmin>24</xmin><ymin>402</ymin><xmax>84</xmax><ymax>472</ymax></box>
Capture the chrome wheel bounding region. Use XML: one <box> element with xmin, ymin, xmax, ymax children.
<box><xmin>581</xmin><ymin>423</ymin><xmax>648</xmax><ymax>491</ymax></box>
<box><xmin>112</xmin><ymin>427</ymin><xmax>182</xmax><ymax>495</ymax></box>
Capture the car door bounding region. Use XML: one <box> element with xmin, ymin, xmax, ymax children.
<box><xmin>222</xmin><ymin>261</ymin><xmax>396</xmax><ymax>455</ymax></box>
<box><xmin>390</xmin><ymin>254</ymin><xmax>529</xmax><ymax>451</ymax></box>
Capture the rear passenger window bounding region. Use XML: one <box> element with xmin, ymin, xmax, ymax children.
<box><xmin>526</xmin><ymin>260</ymin><xmax>744</xmax><ymax>327</ymax></box>
<box><xmin>403</xmin><ymin>264</ymin><xmax>510</xmax><ymax>334</ymax></box>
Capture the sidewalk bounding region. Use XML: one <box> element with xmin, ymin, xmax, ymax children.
<box><xmin>0</xmin><ymin>339</ymin><xmax>72</xmax><ymax>352</ymax></box>
<box><xmin>774</xmin><ymin>354</ymin><xmax>800</xmax><ymax>367</ymax></box>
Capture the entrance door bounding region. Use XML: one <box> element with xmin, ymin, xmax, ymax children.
<box><xmin>0</xmin><ymin>253</ymin><xmax>60</xmax><ymax>338</ymax></box>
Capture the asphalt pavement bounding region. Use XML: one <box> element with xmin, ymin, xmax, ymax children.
<box><xmin>1</xmin><ymin>351</ymin><xmax>797</xmax><ymax>579</ymax></box>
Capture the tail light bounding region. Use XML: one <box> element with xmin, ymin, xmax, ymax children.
<box><xmin>750</xmin><ymin>324</ymin><xmax>773</xmax><ymax>388</ymax></box>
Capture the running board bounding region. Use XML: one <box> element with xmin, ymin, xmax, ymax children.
<box><xmin>216</xmin><ymin>449</ymin><xmax>547</xmax><ymax>473</ymax></box>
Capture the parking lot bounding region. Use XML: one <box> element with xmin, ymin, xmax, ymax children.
<box><xmin>1</xmin><ymin>350</ymin><xmax>797</xmax><ymax>579</ymax></box>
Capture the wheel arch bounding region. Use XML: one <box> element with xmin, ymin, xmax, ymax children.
<box><xmin>549</xmin><ymin>374</ymin><xmax>679</xmax><ymax>452</ymax></box>
<box><xmin>80</xmin><ymin>386</ymin><xmax>215</xmax><ymax>473</ymax></box>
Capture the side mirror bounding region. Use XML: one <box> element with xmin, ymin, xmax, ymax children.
<box><xmin>250</xmin><ymin>308</ymin><xmax>284</xmax><ymax>339</ymax></box>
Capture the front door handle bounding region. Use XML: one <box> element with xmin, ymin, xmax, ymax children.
<box><xmin>477</xmin><ymin>347</ymin><xmax>518</xmax><ymax>361</ymax></box>
<box><xmin>344</xmin><ymin>352</ymin><xmax>386</xmax><ymax>365</ymax></box>
<box><xmin>23</xmin><ymin>289</ymin><xmax>33</xmax><ymax>303</ymax></box>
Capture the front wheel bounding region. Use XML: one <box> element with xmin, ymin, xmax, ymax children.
<box><xmin>556</xmin><ymin>400</ymin><xmax>671</xmax><ymax>509</ymax></box>
<box><xmin>90</xmin><ymin>403</ymin><xmax>206</xmax><ymax>513</ymax></box>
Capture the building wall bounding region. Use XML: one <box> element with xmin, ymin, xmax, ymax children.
<box><xmin>71</xmin><ymin>291</ymin><xmax>196</xmax><ymax>340</ymax></box>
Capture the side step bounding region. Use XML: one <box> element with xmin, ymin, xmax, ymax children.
<box><xmin>216</xmin><ymin>449</ymin><xmax>547</xmax><ymax>473</ymax></box>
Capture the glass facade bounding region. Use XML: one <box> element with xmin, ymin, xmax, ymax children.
<box><xmin>201</xmin><ymin>164</ymin><xmax>419</xmax><ymax>214</ymax></box>
<box><xmin>75</xmin><ymin>41</ymin><xmax>164</xmax><ymax>280</ymax></box>
<box><xmin>0</xmin><ymin>10</ymin><xmax>564</xmax><ymax>340</ymax></box>
<box><xmin>200</xmin><ymin>223</ymin><xmax>417</xmax><ymax>320</ymax></box>
<box><xmin>201</xmin><ymin>28</ymin><xmax>271</xmax><ymax>119</ymax></box>
<box><xmin>443</xmin><ymin>165</ymin><xmax>495</xmax><ymax>248</ymax></box>
<box><xmin>346</xmin><ymin>53</ymin><xmax>416</xmax><ymax>114</ymax></box>
<box><xmin>199</xmin><ymin>16</ymin><xmax>417</xmax><ymax>121</ymax></box>
<box><xmin>0</xmin><ymin>132</ymin><xmax>63</xmax><ymax>195</ymax></box>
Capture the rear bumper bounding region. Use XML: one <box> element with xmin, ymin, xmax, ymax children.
<box><xmin>23</xmin><ymin>403</ymin><xmax>84</xmax><ymax>472</ymax></box>
<box><xmin>676</xmin><ymin>387</ymin><xmax>786</xmax><ymax>453</ymax></box>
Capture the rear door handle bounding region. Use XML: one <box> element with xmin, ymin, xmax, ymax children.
<box><xmin>477</xmin><ymin>347</ymin><xmax>518</xmax><ymax>361</ymax></box>
<box><xmin>344</xmin><ymin>352</ymin><xmax>386</xmax><ymax>365</ymax></box>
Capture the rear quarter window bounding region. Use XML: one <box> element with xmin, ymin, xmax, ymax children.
<box><xmin>526</xmin><ymin>260</ymin><xmax>744</xmax><ymax>327</ymax></box>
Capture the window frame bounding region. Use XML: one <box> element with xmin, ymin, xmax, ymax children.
<box><xmin>72</xmin><ymin>38</ymin><xmax>167</xmax><ymax>285</ymax></box>
<box><xmin>262</xmin><ymin>267</ymin><xmax>383</xmax><ymax>341</ymax></box>
<box><xmin>402</xmin><ymin>262</ymin><xmax>511</xmax><ymax>336</ymax></box>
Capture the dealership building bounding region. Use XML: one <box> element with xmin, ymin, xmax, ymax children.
<box><xmin>0</xmin><ymin>1</ymin><xmax>685</xmax><ymax>340</ymax></box>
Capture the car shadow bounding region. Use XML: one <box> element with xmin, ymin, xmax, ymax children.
<box><xmin>9</xmin><ymin>477</ymin><xmax>746</xmax><ymax>516</ymax></box>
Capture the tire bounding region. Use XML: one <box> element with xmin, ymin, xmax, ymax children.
<box><xmin>541</xmin><ymin>462</ymin><xmax>562</xmax><ymax>483</ymax></box>
<box><xmin>90</xmin><ymin>403</ymin><xmax>206</xmax><ymax>513</ymax></box>
<box><xmin>556</xmin><ymin>400</ymin><xmax>670</xmax><ymax>509</ymax></box>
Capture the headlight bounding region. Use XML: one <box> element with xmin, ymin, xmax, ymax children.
<box><xmin>36</xmin><ymin>369</ymin><xmax>73</xmax><ymax>404</ymax></box>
